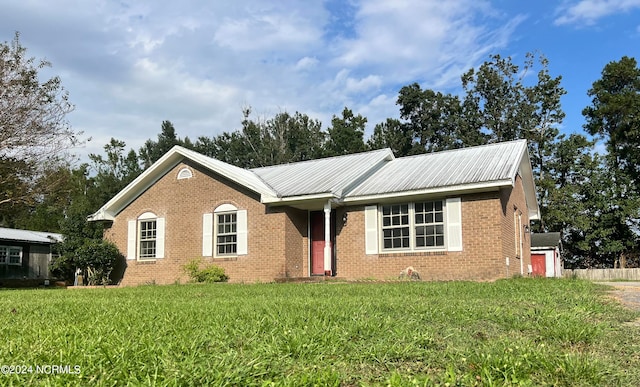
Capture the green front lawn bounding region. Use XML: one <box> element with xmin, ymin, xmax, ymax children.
<box><xmin>0</xmin><ymin>278</ymin><xmax>638</xmax><ymax>386</ymax></box>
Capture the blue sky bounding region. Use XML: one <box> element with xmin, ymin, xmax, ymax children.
<box><xmin>1</xmin><ymin>0</ymin><xmax>639</xmax><ymax>159</ymax></box>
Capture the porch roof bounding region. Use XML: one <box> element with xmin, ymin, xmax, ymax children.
<box><xmin>252</xmin><ymin>148</ymin><xmax>394</xmax><ymax>198</ymax></box>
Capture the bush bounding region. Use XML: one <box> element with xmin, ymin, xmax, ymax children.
<box><xmin>77</xmin><ymin>240</ymin><xmax>123</xmax><ymax>285</ymax></box>
<box><xmin>183</xmin><ymin>258</ymin><xmax>229</xmax><ymax>283</ymax></box>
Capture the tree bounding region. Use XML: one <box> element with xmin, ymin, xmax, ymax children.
<box><xmin>0</xmin><ymin>32</ymin><xmax>80</xmax><ymax>208</ymax></box>
<box><xmin>583</xmin><ymin>56</ymin><xmax>640</xmax><ymax>179</ymax></box>
<box><xmin>396</xmin><ymin>83</ymin><xmax>486</xmax><ymax>153</ymax></box>
<box><xmin>367</xmin><ymin>118</ymin><xmax>420</xmax><ymax>156</ymax></box>
<box><xmin>579</xmin><ymin>56</ymin><xmax>640</xmax><ymax>267</ymax></box>
<box><xmin>325</xmin><ymin>107</ymin><xmax>367</xmax><ymax>156</ymax></box>
<box><xmin>195</xmin><ymin>108</ymin><xmax>326</xmax><ymax>168</ymax></box>
<box><xmin>138</xmin><ymin>120</ymin><xmax>183</xmax><ymax>169</ymax></box>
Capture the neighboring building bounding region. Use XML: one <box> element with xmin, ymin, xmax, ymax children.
<box><xmin>531</xmin><ymin>232</ymin><xmax>563</xmax><ymax>278</ymax></box>
<box><xmin>0</xmin><ymin>227</ymin><xmax>63</xmax><ymax>280</ymax></box>
<box><xmin>89</xmin><ymin>139</ymin><xmax>540</xmax><ymax>285</ymax></box>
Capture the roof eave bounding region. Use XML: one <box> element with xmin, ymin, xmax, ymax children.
<box><xmin>262</xmin><ymin>192</ymin><xmax>337</xmax><ymax>206</ymax></box>
<box><xmin>343</xmin><ymin>179</ymin><xmax>513</xmax><ymax>204</ymax></box>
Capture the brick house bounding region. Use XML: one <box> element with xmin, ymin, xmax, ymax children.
<box><xmin>89</xmin><ymin>139</ymin><xmax>539</xmax><ymax>285</ymax></box>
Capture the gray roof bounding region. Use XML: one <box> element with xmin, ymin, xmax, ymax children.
<box><xmin>89</xmin><ymin>139</ymin><xmax>540</xmax><ymax>220</ymax></box>
<box><xmin>252</xmin><ymin>149</ymin><xmax>394</xmax><ymax>197</ymax></box>
<box><xmin>0</xmin><ymin>227</ymin><xmax>63</xmax><ymax>244</ymax></box>
<box><xmin>346</xmin><ymin>140</ymin><xmax>528</xmax><ymax>197</ymax></box>
<box><xmin>531</xmin><ymin>232</ymin><xmax>562</xmax><ymax>248</ymax></box>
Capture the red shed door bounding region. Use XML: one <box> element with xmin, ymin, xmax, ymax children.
<box><xmin>531</xmin><ymin>254</ymin><xmax>546</xmax><ymax>277</ymax></box>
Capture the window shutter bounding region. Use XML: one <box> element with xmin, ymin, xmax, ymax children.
<box><xmin>237</xmin><ymin>210</ymin><xmax>248</xmax><ymax>255</ymax></box>
<box><xmin>127</xmin><ymin>220</ymin><xmax>137</xmax><ymax>260</ymax></box>
<box><xmin>446</xmin><ymin>198</ymin><xmax>463</xmax><ymax>251</ymax></box>
<box><xmin>365</xmin><ymin>205</ymin><xmax>378</xmax><ymax>255</ymax></box>
<box><xmin>155</xmin><ymin>217</ymin><xmax>165</xmax><ymax>258</ymax></box>
<box><xmin>202</xmin><ymin>213</ymin><xmax>213</xmax><ymax>257</ymax></box>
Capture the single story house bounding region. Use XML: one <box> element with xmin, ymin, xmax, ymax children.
<box><xmin>0</xmin><ymin>227</ymin><xmax>63</xmax><ymax>280</ymax></box>
<box><xmin>531</xmin><ymin>232</ymin><xmax>562</xmax><ymax>277</ymax></box>
<box><xmin>89</xmin><ymin>139</ymin><xmax>539</xmax><ymax>285</ymax></box>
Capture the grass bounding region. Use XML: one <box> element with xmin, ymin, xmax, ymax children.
<box><xmin>0</xmin><ymin>278</ymin><xmax>639</xmax><ymax>386</ymax></box>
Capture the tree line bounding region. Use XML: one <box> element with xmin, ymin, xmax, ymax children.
<box><xmin>2</xmin><ymin>32</ymin><xmax>640</xmax><ymax>274</ymax></box>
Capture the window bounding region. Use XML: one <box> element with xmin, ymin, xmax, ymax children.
<box><xmin>415</xmin><ymin>201</ymin><xmax>445</xmax><ymax>248</ymax></box>
<box><xmin>216</xmin><ymin>212</ymin><xmax>237</xmax><ymax>256</ymax></box>
<box><xmin>380</xmin><ymin>201</ymin><xmax>446</xmax><ymax>252</ymax></box>
<box><xmin>139</xmin><ymin>219</ymin><xmax>157</xmax><ymax>259</ymax></box>
<box><xmin>0</xmin><ymin>246</ymin><xmax>22</xmax><ymax>266</ymax></box>
<box><xmin>127</xmin><ymin>212</ymin><xmax>165</xmax><ymax>260</ymax></box>
<box><xmin>381</xmin><ymin>204</ymin><xmax>410</xmax><ymax>249</ymax></box>
<box><xmin>202</xmin><ymin>205</ymin><xmax>248</xmax><ymax>257</ymax></box>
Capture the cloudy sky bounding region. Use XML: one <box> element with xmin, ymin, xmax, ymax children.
<box><xmin>1</xmin><ymin>0</ymin><xmax>639</xmax><ymax>159</ymax></box>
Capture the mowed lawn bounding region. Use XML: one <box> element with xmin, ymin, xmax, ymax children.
<box><xmin>1</xmin><ymin>279</ymin><xmax>639</xmax><ymax>386</ymax></box>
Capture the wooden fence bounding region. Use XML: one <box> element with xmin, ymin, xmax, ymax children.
<box><xmin>564</xmin><ymin>268</ymin><xmax>640</xmax><ymax>281</ymax></box>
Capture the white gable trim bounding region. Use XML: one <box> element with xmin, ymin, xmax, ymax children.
<box><xmin>88</xmin><ymin>146</ymin><xmax>277</xmax><ymax>221</ymax></box>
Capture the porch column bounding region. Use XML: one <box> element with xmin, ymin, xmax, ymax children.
<box><xmin>324</xmin><ymin>200</ymin><xmax>332</xmax><ymax>276</ymax></box>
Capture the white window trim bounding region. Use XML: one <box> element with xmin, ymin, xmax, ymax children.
<box><xmin>214</xmin><ymin>210</ymin><xmax>238</xmax><ymax>258</ymax></box>
<box><xmin>127</xmin><ymin>212</ymin><xmax>165</xmax><ymax>261</ymax></box>
<box><xmin>138</xmin><ymin>218</ymin><xmax>158</xmax><ymax>260</ymax></box>
<box><xmin>204</xmin><ymin>204</ymin><xmax>248</xmax><ymax>258</ymax></box>
<box><xmin>379</xmin><ymin>201</ymin><xmax>447</xmax><ymax>253</ymax></box>
<box><xmin>0</xmin><ymin>245</ymin><xmax>23</xmax><ymax>266</ymax></box>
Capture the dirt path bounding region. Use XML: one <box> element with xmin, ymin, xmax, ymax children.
<box><xmin>597</xmin><ymin>282</ymin><xmax>640</xmax><ymax>311</ymax></box>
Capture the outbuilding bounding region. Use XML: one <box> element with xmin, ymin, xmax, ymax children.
<box><xmin>0</xmin><ymin>227</ymin><xmax>63</xmax><ymax>281</ymax></box>
<box><xmin>530</xmin><ymin>232</ymin><xmax>562</xmax><ymax>277</ymax></box>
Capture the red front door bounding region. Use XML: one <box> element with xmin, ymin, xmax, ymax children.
<box><xmin>531</xmin><ymin>254</ymin><xmax>546</xmax><ymax>277</ymax></box>
<box><xmin>311</xmin><ymin>211</ymin><xmax>334</xmax><ymax>275</ymax></box>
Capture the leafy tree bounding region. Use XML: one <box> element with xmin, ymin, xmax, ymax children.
<box><xmin>89</xmin><ymin>138</ymin><xmax>142</xmax><ymax>206</ymax></box>
<box><xmin>367</xmin><ymin>118</ymin><xmax>421</xmax><ymax>156</ymax></box>
<box><xmin>579</xmin><ymin>56</ymin><xmax>640</xmax><ymax>267</ymax></box>
<box><xmin>138</xmin><ymin>120</ymin><xmax>183</xmax><ymax>169</ymax></box>
<box><xmin>396</xmin><ymin>83</ymin><xmax>486</xmax><ymax>153</ymax></box>
<box><xmin>0</xmin><ymin>32</ymin><xmax>80</xmax><ymax>209</ymax></box>
<box><xmin>325</xmin><ymin>107</ymin><xmax>367</xmax><ymax>156</ymax></box>
<box><xmin>583</xmin><ymin>56</ymin><xmax>640</xmax><ymax>179</ymax></box>
<box><xmin>195</xmin><ymin>108</ymin><xmax>326</xmax><ymax>168</ymax></box>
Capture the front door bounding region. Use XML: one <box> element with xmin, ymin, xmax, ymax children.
<box><xmin>531</xmin><ymin>253</ymin><xmax>546</xmax><ymax>277</ymax></box>
<box><xmin>310</xmin><ymin>211</ymin><xmax>335</xmax><ymax>275</ymax></box>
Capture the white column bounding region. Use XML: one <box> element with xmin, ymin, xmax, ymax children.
<box><xmin>324</xmin><ymin>201</ymin><xmax>332</xmax><ymax>276</ymax></box>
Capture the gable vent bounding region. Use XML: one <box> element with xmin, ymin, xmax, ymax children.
<box><xmin>177</xmin><ymin>167</ymin><xmax>193</xmax><ymax>180</ymax></box>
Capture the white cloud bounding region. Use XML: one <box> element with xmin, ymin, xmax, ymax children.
<box><xmin>0</xmin><ymin>0</ymin><xmax>527</xmax><ymax>160</ymax></box>
<box><xmin>555</xmin><ymin>0</ymin><xmax>640</xmax><ymax>25</ymax></box>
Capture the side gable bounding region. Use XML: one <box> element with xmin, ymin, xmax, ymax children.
<box><xmin>89</xmin><ymin>146</ymin><xmax>278</xmax><ymax>221</ymax></box>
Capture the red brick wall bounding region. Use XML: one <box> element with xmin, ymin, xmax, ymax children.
<box><xmin>334</xmin><ymin>179</ymin><xmax>532</xmax><ymax>281</ymax></box>
<box><xmin>103</xmin><ymin>159</ymin><xmax>532</xmax><ymax>285</ymax></box>
<box><xmin>104</xmin><ymin>161</ymin><xmax>291</xmax><ymax>285</ymax></box>
<box><xmin>499</xmin><ymin>174</ymin><xmax>532</xmax><ymax>277</ymax></box>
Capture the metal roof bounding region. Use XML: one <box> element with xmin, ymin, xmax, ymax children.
<box><xmin>89</xmin><ymin>140</ymin><xmax>539</xmax><ymax>220</ymax></box>
<box><xmin>345</xmin><ymin>140</ymin><xmax>528</xmax><ymax>197</ymax></box>
<box><xmin>0</xmin><ymin>227</ymin><xmax>63</xmax><ymax>244</ymax></box>
<box><xmin>252</xmin><ymin>149</ymin><xmax>394</xmax><ymax>198</ymax></box>
<box><xmin>531</xmin><ymin>232</ymin><xmax>562</xmax><ymax>248</ymax></box>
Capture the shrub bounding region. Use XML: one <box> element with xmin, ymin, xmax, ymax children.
<box><xmin>76</xmin><ymin>240</ymin><xmax>123</xmax><ymax>285</ymax></box>
<box><xmin>183</xmin><ymin>258</ymin><xmax>229</xmax><ymax>283</ymax></box>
